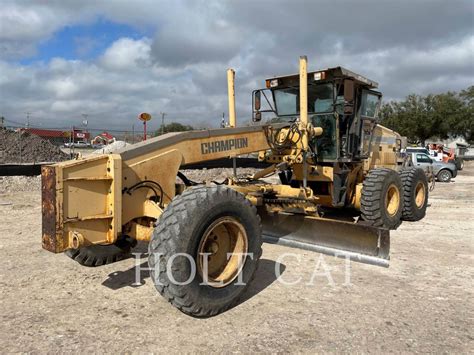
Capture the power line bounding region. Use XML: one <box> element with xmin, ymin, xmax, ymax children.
<box><xmin>3</xmin><ymin>118</ymin><xmax>26</xmax><ymax>126</ymax></box>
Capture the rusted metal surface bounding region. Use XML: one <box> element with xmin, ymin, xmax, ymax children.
<box><xmin>41</xmin><ymin>165</ymin><xmax>61</xmax><ymax>252</ymax></box>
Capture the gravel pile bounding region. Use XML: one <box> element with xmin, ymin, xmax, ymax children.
<box><xmin>0</xmin><ymin>129</ymin><xmax>68</xmax><ymax>164</ymax></box>
<box><xmin>0</xmin><ymin>176</ymin><xmax>41</xmax><ymax>193</ymax></box>
<box><xmin>180</xmin><ymin>168</ymin><xmax>259</xmax><ymax>182</ymax></box>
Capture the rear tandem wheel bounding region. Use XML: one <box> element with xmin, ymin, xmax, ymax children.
<box><xmin>399</xmin><ymin>167</ymin><xmax>429</xmax><ymax>221</ymax></box>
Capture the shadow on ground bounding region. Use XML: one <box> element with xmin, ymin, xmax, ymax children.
<box><xmin>237</xmin><ymin>259</ymin><xmax>285</xmax><ymax>304</ymax></box>
<box><xmin>101</xmin><ymin>257</ymin><xmax>285</xmax><ymax>306</ymax></box>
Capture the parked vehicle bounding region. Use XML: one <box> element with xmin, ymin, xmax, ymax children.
<box><xmin>64</xmin><ymin>141</ymin><xmax>90</xmax><ymax>148</ymax></box>
<box><xmin>427</xmin><ymin>143</ymin><xmax>464</xmax><ymax>171</ymax></box>
<box><xmin>406</xmin><ymin>146</ymin><xmax>464</xmax><ymax>171</ymax></box>
<box><xmin>408</xmin><ymin>152</ymin><xmax>457</xmax><ymax>182</ymax></box>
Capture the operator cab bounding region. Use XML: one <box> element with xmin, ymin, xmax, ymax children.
<box><xmin>253</xmin><ymin>67</ymin><xmax>382</xmax><ymax>162</ymax></box>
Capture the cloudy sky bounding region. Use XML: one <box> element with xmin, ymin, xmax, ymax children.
<box><xmin>1</xmin><ymin>0</ymin><xmax>473</xmax><ymax>132</ymax></box>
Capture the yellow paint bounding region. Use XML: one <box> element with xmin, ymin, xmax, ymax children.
<box><xmin>227</xmin><ymin>69</ymin><xmax>236</xmax><ymax>127</ymax></box>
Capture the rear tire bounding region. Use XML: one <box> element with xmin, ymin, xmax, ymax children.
<box><xmin>360</xmin><ymin>168</ymin><xmax>403</xmax><ymax>230</ymax></box>
<box><xmin>148</xmin><ymin>185</ymin><xmax>262</xmax><ymax>317</ymax></box>
<box><xmin>66</xmin><ymin>236</ymin><xmax>136</xmax><ymax>267</ymax></box>
<box><xmin>399</xmin><ymin>168</ymin><xmax>428</xmax><ymax>221</ymax></box>
<box><xmin>437</xmin><ymin>169</ymin><xmax>452</xmax><ymax>182</ymax></box>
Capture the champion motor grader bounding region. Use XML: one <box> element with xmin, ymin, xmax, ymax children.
<box><xmin>41</xmin><ymin>56</ymin><xmax>428</xmax><ymax>317</ymax></box>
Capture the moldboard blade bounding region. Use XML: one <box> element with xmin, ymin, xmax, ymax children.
<box><xmin>261</xmin><ymin>212</ymin><xmax>390</xmax><ymax>267</ymax></box>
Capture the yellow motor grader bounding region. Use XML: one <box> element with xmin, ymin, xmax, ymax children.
<box><xmin>41</xmin><ymin>56</ymin><xmax>428</xmax><ymax>317</ymax></box>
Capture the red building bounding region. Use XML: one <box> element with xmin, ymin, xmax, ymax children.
<box><xmin>72</xmin><ymin>129</ymin><xmax>90</xmax><ymax>143</ymax></box>
<box><xmin>92</xmin><ymin>131</ymin><xmax>116</xmax><ymax>145</ymax></box>
<box><xmin>22</xmin><ymin>128</ymin><xmax>90</xmax><ymax>146</ymax></box>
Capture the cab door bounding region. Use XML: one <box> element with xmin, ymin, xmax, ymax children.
<box><xmin>359</xmin><ymin>90</ymin><xmax>382</xmax><ymax>159</ymax></box>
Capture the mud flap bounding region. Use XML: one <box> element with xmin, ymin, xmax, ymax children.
<box><xmin>261</xmin><ymin>212</ymin><xmax>390</xmax><ymax>267</ymax></box>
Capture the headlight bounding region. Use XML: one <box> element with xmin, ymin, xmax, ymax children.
<box><xmin>314</xmin><ymin>71</ymin><xmax>326</xmax><ymax>80</ymax></box>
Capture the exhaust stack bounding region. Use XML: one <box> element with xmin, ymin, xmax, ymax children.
<box><xmin>227</xmin><ymin>68</ymin><xmax>236</xmax><ymax>128</ymax></box>
<box><xmin>299</xmin><ymin>56</ymin><xmax>309</xmax><ymax>150</ymax></box>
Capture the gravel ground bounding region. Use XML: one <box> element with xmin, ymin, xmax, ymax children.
<box><xmin>0</xmin><ymin>165</ymin><xmax>473</xmax><ymax>353</ymax></box>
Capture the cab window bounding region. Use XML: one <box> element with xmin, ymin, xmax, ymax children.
<box><xmin>361</xmin><ymin>91</ymin><xmax>380</xmax><ymax>118</ymax></box>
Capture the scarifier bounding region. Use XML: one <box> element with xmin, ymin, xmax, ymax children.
<box><xmin>41</xmin><ymin>56</ymin><xmax>429</xmax><ymax>317</ymax></box>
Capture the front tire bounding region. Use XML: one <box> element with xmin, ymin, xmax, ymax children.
<box><xmin>399</xmin><ymin>168</ymin><xmax>428</xmax><ymax>221</ymax></box>
<box><xmin>148</xmin><ymin>185</ymin><xmax>262</xmax><ymax>317</ymax></box>
<box><xmin>360</xmin><ymin>168</ymin><xmax>403</xmax><ymax>229</ymax></box>
<box><xmin>437</xmin><ymin>169</ymin><xmax>452</xmax><ymax>182</ymax></box>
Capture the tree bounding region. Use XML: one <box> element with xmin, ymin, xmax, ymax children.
<box><xmin>380</xmin><ymin>87</ymin><xmax>473</xmax><ymax>144</ymax></box>
<box><xmin>457</xmin><ymin>86</ymin><xmax>474</xmax><ymax>143</ymax></box>
<box><xmin>155</xmin><ymin>122</ymin><xmax>194</xmax><ymax>136</ymax></box>
<box><xmin>380</xmin><ymin>94</ymin><xmax>435</xmax><ymax>144</ymax></box>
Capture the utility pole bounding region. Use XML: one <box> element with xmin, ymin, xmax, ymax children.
<box><xmin>0</xmin><ymin>116</ymin><xmax>4</xmax><ymax>129</ymax></box>
<box><xmin>81</xmin><ymin>114</ymin><xmax>88</xmax><ymax>144</ymax></box>
<box><xmin>132</xmin><ymin>124</ymin><xmax>135</xmax><ymax>144</ymax></box>
<box><xmin>160</xmin><ymin>112</ymin><xmax>166</xmax><ymax>135</ymax></box>
<box><xmin>221</xmin><ymin>112</ymin><xmax>226</xmax><ymax>128</ymax></box>
<box><xmin>81</xmin><ymin>113</ymin><xmax>89</xmax><ymax>127</ymax></box>
<box><xmin>25</xmin><ymin>112</ymin><xmax>32</xmax><ymax>128</ymax></box>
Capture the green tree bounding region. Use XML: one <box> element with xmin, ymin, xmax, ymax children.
<box><xmin>380</xmin><ymin>87</ymin><xmax>473</xmax><ymax>144</ymax></box>
<box><xmin>155</xmin><ymin>122</ymin><xmax>194</xmax><ymax>136</ymax></box>
<box><xmin>380</xmin><ymin>94</ymin><xmax>434</xmax><ymax>144</ymax></box>
<box><xmin>456</xmin><ymin>86</ymin><xmax>474</xmax><ymax>143</ymax></box>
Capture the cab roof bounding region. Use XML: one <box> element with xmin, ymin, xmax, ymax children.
<box><xmin>266</xmin><ymin>66</ymin><xmax>378</xmax><ymax>89</ymax></box>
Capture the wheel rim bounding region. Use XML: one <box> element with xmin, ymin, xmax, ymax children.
<box><xmin>197</xmin><ymin>217</ymin><xmax>248</xmax><ymax>288</ymax></box>
<box><xmin>385</xmin><ymin>184</ymin><xmax>400</xmax><ymax>216</ymax></box>
<box><xmin>439</xmin><ymin>171</ymin><xmax>449</xmax><ymax>181</ymax></box>
<box><xmin>414</xmin><ymin>182</ymin><xmax>426</xmax><ymax>208</ymax></box>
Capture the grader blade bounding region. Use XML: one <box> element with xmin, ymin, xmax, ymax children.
<box><xmin>261</xmin><ymin>212</ymin><xmax>390</xmax><ymax>267</ymax></box>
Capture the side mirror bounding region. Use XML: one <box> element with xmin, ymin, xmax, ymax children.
<box><xmin>254</xmin><ymin>90</ymin><xmax>261</xmax><ymax>111</ymax></box>
<box><xmin>253</xmin><ymin>90</ymin><xmax>262</xmax><ymax>122</ymax></box>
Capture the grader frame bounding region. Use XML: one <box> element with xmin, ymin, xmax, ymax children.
<box><xmin>40</xmin><ymin>56</ymin><xmax>433</xmax><ymax>317</ymax></box>
<box><xmin>42</xmin><ymin>57</ymin><xmax>398</xmax><ymax>267</ymax></box>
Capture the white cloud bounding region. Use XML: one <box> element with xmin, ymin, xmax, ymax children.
<box><xmin>0</xmin><ymin>0</ymin><xmax>472</xmax><ymax>130</ymax></box>
<box><xmin>100</xmin><ymin>37</ymin><xmax>152</xmax><ymax>70</ymax></box>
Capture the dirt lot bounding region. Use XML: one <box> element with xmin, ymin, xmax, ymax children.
<box><xmin>0</xmin><ymin>165</ymin><xmax>473</xmax><ymax>353</ymax></box>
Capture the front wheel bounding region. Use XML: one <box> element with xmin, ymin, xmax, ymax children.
<box><xmin>360</xmin><ymin>168</ymin><xmax>403</xmax><ymax>229</ymax></box>
<box><xmin>148</xmin><ymin>185</ymin><xmax>262</xmax><ymax>317</ymax></box>
<box><xmin>437</xmin><ymin>169</ymin><xmax>452</xmax><ymax>182</ymax></box>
